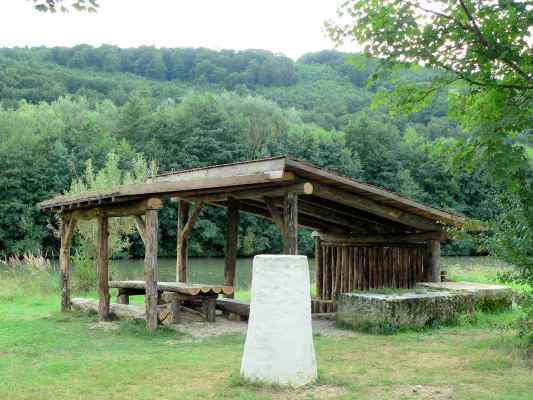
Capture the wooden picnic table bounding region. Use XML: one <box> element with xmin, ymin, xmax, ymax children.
<box><xmin>109</xmin><ymin>280</ymin><xmax>234</xmax><ymax>323</ymax></box>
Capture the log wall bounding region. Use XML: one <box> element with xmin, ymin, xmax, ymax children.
<box><xmin>317</xmin><ymin>243</ymin><xmax>429</xmax><ymax>302</ymax></box>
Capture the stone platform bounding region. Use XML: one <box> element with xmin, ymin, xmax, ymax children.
<box><xmin>416</xmin><ymin>282</ymin><xmax>513</xmax><ymax>312</ymax></box>
<box><xmin>336</xmin><ymin>289</ymin><xmax>475</xmax><ymax>333</ymax></box>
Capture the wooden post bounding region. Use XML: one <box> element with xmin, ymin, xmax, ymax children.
<box><xmin>284</xmin><ymin>193</ymin><xmax>298</xmax><ymax>254</ymax></box>
<box><xmin>176</xmin><ymin>200</ymin><xmax>190</xmax><ymax>283</ymax></box>
<box><xmin>144</xmin><ymin>206</ymin><xmax>160</xmax><ymax>332</ymax></box>
<box><xmin>117</xmin><ymin>289</ymin><xmax>129</xmax><ymax>305</ymax></box>
<box><xmin>59</xmin><ymin>216</ymin><xmax>77</xmax><ymax>312</ymax></box>
<box><xmin>96</xmin><ymin>213</ymin><xmax>110</xmax><ymax>321</ymax></box>
<box><xmin>224</xmin><ymin>198</ymin><xmax>239</xmax><ymax>298</ymax></box>
<box><xmin>169</xmin><ymin>293</ymin><xmax>181</xmax><ymax>324</ymax></box>
<box><xmin>427</xmin><ymin>240</ymin><xmax>441</xmax><ymax>283</ymax></box>
<box><xmin>312</xmin><ymin>231</ymin><xmax>323</xmax><ymax>299</ymax></box>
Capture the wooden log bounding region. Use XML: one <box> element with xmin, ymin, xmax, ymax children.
<box><xmin>59</xmin><ymin>216</ymin><xmax>77</xmax><ymax>312</ymax></box>
<box><xmin>117</xmin><ymin>288</ymin><xmax>130</xmax><ymax>305</ymax></box>
<box><xmin>216</xmin><ymin>298</ymin><xmax>250</xmax><ymax>319</ymax></box>
<box><xmin>186</xmin><ymin>182</ymin><xmax>314</xmax><ymax>203</ymax></box>
<box><xmin>312</xmin><ymin>231</ymin><xmax>323</xmax><ymax>299</ymax></box>
<box><xmin>96</xmin><ymin>214</ymin><xmax>110</xmax><ymax>321</ymax></box>
<box><xmin>72</xmin><ymin>298</ymin><xmax>145</xmax><ymax>320</ymax></box>
<box><xmin>224</xmin><ymin>198</ymin><xmax>239</xmax><ymax>298</ymax></box>
<box><xmin>169</xmin><ymin>293</ymin><xmax>181</xmax><ymax>324</ymax></box>
<box><xmin>176</xmin><ymin>200</ymin><xmax>190</xmax><ymax>283</ymax></box>
<box><xmin>264</xmin><ymin>196</ymin><xmax>287</xmax><ymax>239</ymax></box>
<box><xmin>68</xmin><ymin>198</ymin><xmax>163</xmax><ymax>221</ymax></box>
<box><xmin>109</xmin><ymin>281</ymin><xmax>234</xmax><ymax>296</ymax></box>
<box><xmin>427</xmin><ymin>240</ymin><xmax>441</xmax><ymax>283</ymax></box>
<box><xmin>203</xmin><ymin>297</ymin><xmax>217</xmax><ymax>323</ymax></box>
<box><xmin>134</xmin><ymin>215</ymin><xmax>146</xmax><ymax>244</ymax></box>
<box><xmin>284</xmin><ymin>193</ymin><xmax>298</xmax><ymax>254</ymax></box>
<box><xmin>322</xmin><ymin>245</ymin><xmax>329</xmax><ymax>299</ymax></box>
<box><xmin>144</xmin><ymin>209</ymin><xmax>159</xmax><ymax>332</ymax></box>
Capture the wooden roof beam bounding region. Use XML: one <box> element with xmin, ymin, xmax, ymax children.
<box><xmin>311</xmin><ymin>184</ymin><xmax>443</xmax><ymax>231</ymax></box>
<box><xmin>65</xmin><ymin>198</ymin><xmax>163</xmax><ymax>221</ymax></box>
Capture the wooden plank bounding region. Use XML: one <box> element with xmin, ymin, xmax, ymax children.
<box><xmin>320</xmin><ymin>231</ymin><xmax>448</xmax><ymax>244</ymax></box>
<box><xmin>59</xmin><ymin>216</ymin><xmax>77</xmax><ymax>312</ymax></box>
<box><xmin>144</xmin><ymin>209</ymin><xmax>159</xmax><ymax>332</ymax></box>
<box><xmin>39</xmin><ymin>170</ymin><xmax>296</xmax><ymax>210</ymax></box>
<box><xmin>176</xmin><ymin>200</ymin><xmax>190</xmax><ymax>283</ymax></box>
<box><xmin>96</xmin><ymin>214</ymin><xmax>110</xmax><ymax>321</ymax></box>
<box><xmin>284</xmin><ymin>193</ymin><xmax>298</xmax><ymax>254</ymax></box>
<box><xmin>155</xmin><ymin>157</ymin><xmax>287</xmax><ymax>183</ymax></box>
<box><xmin>224</xmin><ymin>198</ymin><xmax>239</xmax><ymax>298</ymax></box>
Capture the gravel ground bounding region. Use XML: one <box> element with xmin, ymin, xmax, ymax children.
<box><xmin>173</xmin><ymin>312</ymin><xmax>352</xmax><ymax>340</ymax></box>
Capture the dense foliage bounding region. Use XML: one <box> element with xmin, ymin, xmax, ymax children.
<box><xmin>328</xmin><ymin>0</ymin><xmax>533</xmax><ymax>341</ymax></box>
<box><xmin>0</xmin><ymin>45</ymin><xmax>505</xmax><ymax>258</ymax></box>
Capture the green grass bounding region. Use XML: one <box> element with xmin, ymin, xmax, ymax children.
<box><xmin>1</xmin><ymin>258</ymin><xmax>532</xmax><ymax>399</ymax></box>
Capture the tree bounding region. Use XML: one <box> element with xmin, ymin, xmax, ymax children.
<box><xmin>32</xmin><ymin>0</ymin><xmax>98</xmax><ymax>12</ymax></box>
<box><xmin>328</xmin><ymin>0</ymin><xmax>533</xmax><ymax>341</ymax></box>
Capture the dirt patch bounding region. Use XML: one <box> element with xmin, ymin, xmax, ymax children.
<box><xmin>174</xmin><ymin>317</ymin><xmax>247</xmax><ymax>339</ymax></box>
<box><xmin>257</xmin><ymin>384</ymin><xmax>347</xmax><ymax>400</ymax></box>
<box><xmin>366</xmin><ymin>384</ymin><xmax>455</xmax><ymax>400</ymax></box>
<box><xmin>89</xmin><ymin>321</ymin><xmax>120</xmax><ymax>331</ymax></box>
<box><xmin>171</xmin><ymin>313</ymin><xmax>352</xmax><ymax>340</ymax></box>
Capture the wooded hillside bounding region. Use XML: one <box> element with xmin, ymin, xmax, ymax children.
<box><xmin>0</xmin><ymin>46</ymin><xmax>501</xmax><ymax>257</ymax></box>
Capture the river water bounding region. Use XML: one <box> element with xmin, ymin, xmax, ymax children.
<box><xmin>106</xmin><ymin>256</ymin><xmax>510</xmax><ymax>293</ymax></box>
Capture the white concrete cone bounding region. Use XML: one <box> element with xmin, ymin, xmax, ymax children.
<box><xmin>241</xmin><ymin>255</ymin><xmax>317</xmax><ymax>387</ymax></box>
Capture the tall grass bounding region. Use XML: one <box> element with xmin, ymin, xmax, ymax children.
<box><xmin>0</xmin><ymin>252</ymin><xmax>59</xmax><ymax>301</ymax></box>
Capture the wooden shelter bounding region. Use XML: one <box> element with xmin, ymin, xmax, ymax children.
<box><xmin>38</xmin><ymin>156</ymin><xmax>464</xmax><ymax>329</ymax></box>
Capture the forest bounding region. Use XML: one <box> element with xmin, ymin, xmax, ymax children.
<box><xmin>0</xmin><ymin>45</ymin><xmax>503</xmax><ymax>258</ymax></box>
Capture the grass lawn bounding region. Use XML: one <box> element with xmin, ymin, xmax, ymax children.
<box><xmin>1</xmin><ymin>258</ymin><xmax>532</xmax><ymax>399</ymax></box>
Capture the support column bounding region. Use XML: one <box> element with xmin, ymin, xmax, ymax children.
<box><xmin>144</xmin><ymin>207</ymin><xmax>160</xmax><ymax>332</ymax></box>
<box><xmin>96</xmin><ymin>213</ymin><xmax>110</xmax><ymax>321</ymax></box>
<box><xmin>59</xmin><ymin>216</ymin><xmax>77</xmax><ymax>312</ymax></box>
<box><xmin>427</xmin><ymin>240</ymin><xmax>441</xmax><ymax>283</ymax></box>
<box><xmin>224</xmin><ymin>198</ymin><xmax>239</xmax><ymax>298</ymax></box>
<box><xmin>284</xmin><ymin>193</ymin><xmax>298</xmax><ymax>255</ymax></box>
<box><xmin>176</xmin><ymin>200</ymin><xmax>190</xmax><ymax>283</ymax></box>
<box><xmin>312</xmin><ymin>231</ymin><xmax>322</xmax><ymax>299</ymax></box>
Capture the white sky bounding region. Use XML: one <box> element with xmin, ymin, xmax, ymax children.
<box><xmin>0</xmin><ymin>0</ymin><xmax>357</xmax><ymax>59</ymax></box>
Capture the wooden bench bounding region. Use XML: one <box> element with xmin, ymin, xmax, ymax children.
<box><xmin>109</xmin><ymin>281</ymin><xmax>234</xmax><ymax>323</ymax></box>
<box><xmin>216</xmin><ymin>298</ymin><xmax>250</xmax><ymax>320</ymax></box>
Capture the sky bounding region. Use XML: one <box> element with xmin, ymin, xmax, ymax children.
<box><xmin>0</xmin><ymin>0</ymin><xmax>358</xmax><ymax>59</ymax></box>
